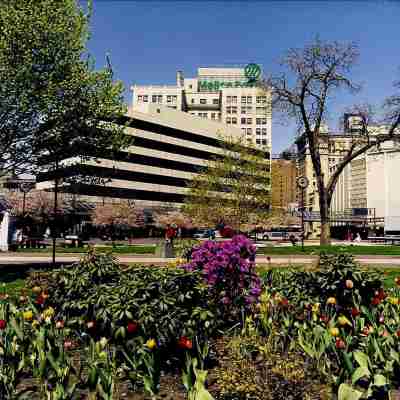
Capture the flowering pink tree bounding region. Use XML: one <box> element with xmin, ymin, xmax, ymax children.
<box><xmin>6</xmin><ymin>190</ymin><xmax>54</xmax><ymax>219</ymax></box>
<box><xmin>152</xmin><ymin>208</ymin><xmax>193</xmax><ymax>229</ymax></box>
<box><xmin>91</xmin><ymin>201</ymin><xmax>144</xmax><ymax>227</ymax></box>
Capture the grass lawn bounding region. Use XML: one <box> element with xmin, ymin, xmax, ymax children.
<box><xmin>15</xmin><ymin>244</ymin><xmax>157</xmax><ymax>255</ymax></box>
<box><xmin>257</xmin><ymin>244</ymin><xmax>400</xmax><ymax>256</ymax></box>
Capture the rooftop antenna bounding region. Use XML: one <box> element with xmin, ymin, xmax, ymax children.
<box><xmin>105</xmin><ymin>51</ymin><xmax>113</xmax><ymax>79</ymax></box>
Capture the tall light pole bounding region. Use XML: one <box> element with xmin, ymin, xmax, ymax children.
<box><xmin>297</xmin><ymin>176</ymin><xmax>309</xmax><ymax>252</ymax></box>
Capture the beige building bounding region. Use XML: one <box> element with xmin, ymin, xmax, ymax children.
<box><xmin>297</xmin><ymin>122</ymin><xmax>400</xmax><ymax>236</ymax></box>
<box><xmin>271</xmin><ymin>158</ymin><xmax>297</xmax><ymax>209</ymax></box>
<box><xmin>37</xmin><ymin>105</ymin><xmax>271</xmax><ymax>209</ymax></box>
<box><xmin>131</xmin><ymin>66</ymin><xmax>272</xmax><ymax>150</ymax></box>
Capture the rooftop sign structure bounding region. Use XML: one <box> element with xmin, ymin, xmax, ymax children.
<box><xmin>198</xmin><ymin>63</ymin><xmax>262</xmax><ymax>92</ymax></box>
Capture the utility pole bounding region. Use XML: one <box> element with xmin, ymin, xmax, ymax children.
<box><xmin>297</xmin><ymin>176</ymin><xmax>309</xmax><ymax>252</ymax></box>
<box><xmin>52</xmin><ymin>160</ymin><xmax>59</xmax><ymax>266</ymax></box>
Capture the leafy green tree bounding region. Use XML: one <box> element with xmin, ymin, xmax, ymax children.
<box><xmin>0</xmin><ymin>0</ymin><xmax>128</xmax><ymax>175</ymax></box>
<box><xmin>183</xmin><ymin>136</ymin><xmax>271</xmax><ymax>232</ymax></box>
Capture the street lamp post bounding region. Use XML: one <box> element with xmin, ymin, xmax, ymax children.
<box><xmin>20</xmin><ymin>182</ymin><xmax>34</xmax><ymax>217</ymax></box>
<box><xmin>297</xmin><ymin>176</ymin><xmax>309</xmax><ymax>252</ymax></box>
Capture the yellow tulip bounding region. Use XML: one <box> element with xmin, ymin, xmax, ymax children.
<box><xmin>329</xmin><ymin>327</ymin><xmax>340</xmax><ymax>337</ymax></box>
<box><xmin>389</xmin><ymin>297</ymin><xmax>399</xmax><ymax>305</ymax></box>
<box><xmin>42</xmin><ymin>307</ymin><xmax>55</xmax><ymax>319</ymax></box>
<box><xmin>23</xmin><ymin>310</ymin><xmax>33</xmax><ymax>321</ymax></box>
<box><xmin>327</xmin><ymin>297</ymin><xmax>336</xmax><ymax>305</ymax></box>
<box><xmin>338</xmin><ymin>315</ymin><xmax>351</xmax><ymax>327</ymax></box>
<box><xmin>146</xmin><ymin>338</ymin><xmax>157</xmax><ymax>350</ymax></box>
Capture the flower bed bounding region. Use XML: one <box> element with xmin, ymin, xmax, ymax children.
<box><xmin>1</xmin><ymin>240</ymin><xmax>400</xmax><ymax>399</ymax></box>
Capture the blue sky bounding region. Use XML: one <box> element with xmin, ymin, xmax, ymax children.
<box><xmin>86</xmin><ymin>0</ymin><xmax>400</xmax><ymax>153</ymax></box>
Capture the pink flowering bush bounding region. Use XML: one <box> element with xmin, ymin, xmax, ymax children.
<box><xmin>182</xmin><ymin>235</ymin><xmax>261</xmax><ymax>321</ymax></box>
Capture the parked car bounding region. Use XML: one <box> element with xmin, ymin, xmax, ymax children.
<box><xmin>193</xmin><ymin>229</ymin><xmax>215</xmax><ymax>239</ymax></box>
<box><xmin>257</xmin><ymin>231</ymin><xmax>300</xmax><ymax>242</ymax></box>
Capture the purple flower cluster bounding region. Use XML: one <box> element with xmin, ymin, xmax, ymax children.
<box><xmin>182</xmin><ymin>235</ymin><xmax>261</xmax><ymax>313</ymax></box>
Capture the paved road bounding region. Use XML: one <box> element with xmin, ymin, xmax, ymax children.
<box><xmin>1</xmin><ymin>254</ymin><xmax>400</xmax><ymax>266</ymax></box>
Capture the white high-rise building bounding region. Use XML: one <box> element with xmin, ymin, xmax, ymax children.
<box><xmin>131</xmin><ymin>65</ymin><xmax>272</xmax><ymax>149</ymax></box>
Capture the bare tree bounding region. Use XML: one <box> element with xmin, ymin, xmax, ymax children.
<box><xmin>267</xmin><ymin>38</ymin><xmax>400</xmax><ymax>245</ymax></box>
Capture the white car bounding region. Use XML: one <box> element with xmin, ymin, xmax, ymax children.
<box><xmin>258</xmin><ymin>231</ymin><xmax>300</xmax><ymax>241</ymax></box>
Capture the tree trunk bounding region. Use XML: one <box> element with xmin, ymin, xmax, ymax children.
<box><xmin>320</xmin><ymin>219</ymin><xmax>331</xmax><ymax>246</ymax></box>
<box><xmin>319</xmin><ymin>188</ymin><xmax>331</xmax><ymax>246</ymax></box>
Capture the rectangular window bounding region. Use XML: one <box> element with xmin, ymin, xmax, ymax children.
<box><xmin>152</xmin><ymin>95</ymin><xmax>157</xmax><ymax>103</ymax></box>
<box><xmin>191</xmin><ymin>99</ymin><xmax>195</xmax><ymax>104</ymax></box>
<box><xmin>211</xmin><ymin>113</ymin><xmax>216</xmax><ymax>119</ymax></box>
<box><xmin>167</xmin><ymin>95</ymin><xmax>172</xmax><ymax>103</ymax></box>
<box><xmin>232</xmin><ymin>117</ymin><xmax>237</xmax><ymax>124</ymax></box>
<box><xmin>256</xmin><ymin>139</ymin><xmax>261</xmax><ymax>144</ymax></box>
<box><xmin>262</xmin><ymin>139</ymin><xmax>268</xmax><ymax>145</ymax></box>
<box><xmin>173</xmin><ymin>95</ymin><xmax>177</xmax><ymax>102</ymax></box>
<box><xmin>226</xmin><ymin>117</ymin><xmax>231</xmax><ymax>124</ymax></box>
<box><xmin>256</xmin><ymin>106</ymin><xmax>266</xmax><ymax>114</ymax></box>
<box><xmin>213</xmin><ymin>99</ymin><xmax>219</xmax><ymax>105</ymax></box>
<box><xmin>256</xmin><ymin>118</ymin><xmax>261</xmax><ymax>125</ymax></box>
<box><xmin>247</xmin><ymin>118</ymin><xmax>252</xmax><ymax>124</ymax></box>
<box><xmin>232</xmin><ymin>106</ymin><xmax>237</xmax><ymax>114</ymax></box>
<box><xmin>262</xmin><ymin>118</ymin><xmax>267</xmax><ymax>124</ymax></box>
<box><xmin>232</xmin><ymin>96</ymin><xmax>237</xmax><ymax>104</ymax></box>
<box><xmin>226</xmin><ymin>96</ymin><xmax>231</xmax><ymax>104</ymax></box>
<box><xmin>262</xmin><ymin>128</ymin><xmax>267</xmax><ymax>135</ymax></box>
<box><xmin>247</xmin><ymin>128</ymin><xmax>252</xmax><ymax>135</ymax></box>
<box><xmin>256</xmin><ymin>96</ymin><xmax>266</xmax><ymax>104</ymax></box>
<box><xmin>241</xmin><ymin>107</ymin><xmax>246</xmax><ymax>114</ymax></box>
<box><xmin>227</xmin><ymin>107</ymin><xmax>231</xmax><ymax>114</ymax></box>
<box><xmin>247</xmin><ymin>96</ymin><xmax>252</xmax><ymax>104</ymax></box>
<box><xmin>158</xmin><ymin>95</ymin><xmax>162</xmax><ymax>103</ymax></box>
<box><xmin>241</xmin><ymin>117</ymin><xmax>246</xmax><ymax>124</ymax></box>
<box><xmin>247</xmin><ymin>106</ymin><xmax>252</xmax><ymax>112</ymax></box>
<box><xmin>143</xmin><ymin>95</ymin><xmax>148</xmax><ymax>102</ymax></box>
<box><xmin>137</xmin><ymin>95</ymin><xmax>142</xmax><ymax>102</ymax></box>
<box><xmin>241</xmin><ymin>128</ymin><xmax>246</xmax><ymax>135</ymax></box>
<box><xmin>200</xmin><ymin>99</ymin><xmax>207</xmax><ymax>104</ymax></box>
<box><xmin>241</xmin><ymin>96</ymin><xmax>246</xmax><ymax>104</ymax></box>
<box><xmin>256</xmin><ymin>128</ymin><xmax>261</xmax><ymax>135</ymax></box>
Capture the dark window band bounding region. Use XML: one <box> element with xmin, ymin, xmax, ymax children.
<box><xmin>61</xmin><ymin>183</ymin><xmax>187</xmax><ymax>203</ymax></box>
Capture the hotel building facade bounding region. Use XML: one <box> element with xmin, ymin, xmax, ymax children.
<box><xmin>131</xmin><ymin>65</ymin><xmax>272</xmax><ymax>150</ymax></box>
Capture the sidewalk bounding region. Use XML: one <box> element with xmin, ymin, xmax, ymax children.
<box><xmin>1</xmin><ymin>253</ymin><xmax>400</xmax><ymax>266</ymax></box>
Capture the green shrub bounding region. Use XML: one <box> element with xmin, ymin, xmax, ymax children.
<box><xmin>266</xmin><ymin>253</ymin><xmax>382</xmax><ymax>307</ymax></box>
<box><xmin>47</xmin><ymin>250</ymin><xmax>217</xmax><ymax>348</ymax></box>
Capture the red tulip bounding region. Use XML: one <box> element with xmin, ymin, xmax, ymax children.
<box><xmin>351</xmin><ymin>307</ymin><xmax>360</xmax><ymax>317</ymax></box>
<box><xmin>335</xmin><ymin>338</ymin><xmax>346</xmax><ymax>349</ymax></box>
<box><xmin>396</xmin><ymin>330</ymin><xmax>400</xmax><ymax>337</ymax></box>
<box><xmin>0</xmin><ymin>319</ymin><xmax>6</xmax><ymax>330</ymax></box>
<box><xmin>127</xmin><ymin>322</ymin><xmax>138</xmax><ymax>334</ymax></box>
<box><xmin>56</xmin><ymin>320</ymin><xmax>65</xmax><ymax>329</ymax></box>
<box><xmin>63</xmin><ymin>340</ymin><xmax>73</xmax><ymax>350</ymax></box>
<box><xmin>36</xmin><ymin>294</ymin><xmax>45</xmax><ymax>305</ymax></box>
<box><xmin>371</xmin><ymin>297</ymin><xmax>381</xmax><ymax>306</ymax></box>
<box><xmin>320</xmin><ymin>314</ymin><xmax>329</xmax><ymax>323</ymax></box>
<box><xmin>280</xmin><ymin>298</ymin><xmax>289</xmax><ymax>307</ymax></box>
<box><xmin>377</xmin><ymin>289</ymin><xmax>386</xmax><ymax>300</ymax></box>
<box><xmin>178</xmin><ymin>336</ymin><xmax>193</xmax><ymax>350</ymax></box>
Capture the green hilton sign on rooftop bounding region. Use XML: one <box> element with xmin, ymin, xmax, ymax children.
<box><xmin>198</xmin><ymin>63</ymin><xmax>262</xmax><ymax>92</ymax></box>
